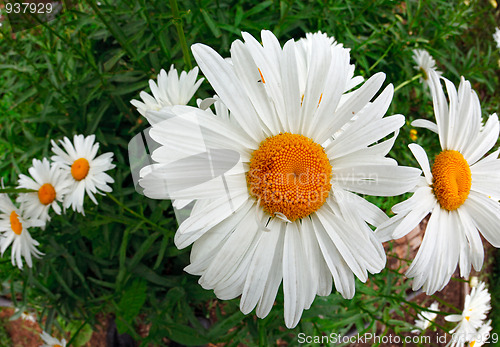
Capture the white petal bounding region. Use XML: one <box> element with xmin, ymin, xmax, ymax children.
<box><xmin>191</xmin><ymin>43</ymin><xmax>264</xmax><ymax>142</ymax></box>
<box><xmin>333</xmin><ymin>164</ymin><xmax>421</xmax><ymax>196</ymax></box>
<box><xmin>411</xmin><ymin>119</ymin><xmax>438</xmax><ymax>134</ymax></box>
<box><xmin>409</xmin><ymin>143</ymin><xmax>433</xmax><ymax>185</ymax></box>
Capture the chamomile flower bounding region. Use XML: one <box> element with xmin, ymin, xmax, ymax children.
<box><xmin>17</xmin><ymin>158</ymin><xmax>71</xmax><ymax>225</ymax></box>
<box><xmin>376</xmin><ymin>69</ymin><xmax>500</xmax><ymax>294</ymax></box>
<box><xmin>0</xmin><ymin>194</ymin><xmax>43</xmax><ymax>269</ymax></box>
<box><xmin>14</xmin><ymin>308</ymin><xmax>36</xmax><ymax>322</ymax></box>
<box><xmin>412</xmin><ymin>301</ymin><xmax>439</xmax><ymax>333</ymax></box>
<box><xmin>412</xmin><ymin>49</ymin><xmax>442</xmax><ymax>83</ymax></box>
<box><xmin>51</xmin><ymin>134</ymin><xmax>115</xmax><ymax>215</ymax></box>
<box><xmin>446</xmin><ymin>282</ymin><xmax>491</xmax><ymax>339</ymax></box>
<box><xmin>493</xmin><ymin>27</ymin><xmax>500</xmax><ymax>50</ymax></box>
<box><xmin>131</xmin><ymin>65</ymin><xmax>204</xmax><ymax>124</ymax></box>
<box><xmin>468</xmin><ymin>320</ymin><xmax>493</xmax><ymax>347</ymax></box>
<box><xmin>40</xmin><ymin>331</ymin><xmax>66</xmax><ymax>347</ymax></box>
<box><xmin>139</xmin><ymin>30</ymin><xmax>420</xmax><ymax>328</ymax></box>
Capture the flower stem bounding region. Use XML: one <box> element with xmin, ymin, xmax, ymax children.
<box><xmin>106</xmin><ymin>193</ymin><xmax>169</xmax><ymax>232</ymax></box>
<box><xmin>170</xmin><ymin>0</ymin><xmax>192</xmax><ymax>70</ymax></box>
<box><xmin>0</xmin><ymin>188</ymin><xmax>37</xmax><ymax>194</ymax></box>
<box><xmin>394</xmin><ymin>74</ymin><xmax>422</xmax><ymax>92</ymax></box>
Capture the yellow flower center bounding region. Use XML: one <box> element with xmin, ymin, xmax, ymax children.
<box><xmin>470</xmin><ymin>340</ymin><xmax>476</xmax><ymax>347</ymax></box>
<box><xmin>409</xmin><ymin>129</ymin><xmax>418</xmax><ymax>141</ymax></box>
<box><xmin>54</xmin><ymin>345</ymin><xmax>62</xmax><ymax>347</ymax></box>
<box><xmin>71</xmin><ymin>158</ymin><xmax>90</xmax><ymax>181</ymax></box>
<box><xmin>247</xmin><ymin>133</ymin><xmax>332</xmax><ymax>222</ymax></box>
<box><xmin>9</xmin><ymin>211</ymin><xmax>22</xmax><ymax>235</ymax></box>
<box><xmin>38</xmin><ymin>183</ymin><xmax>56</xmax><ymax>205</ymax></box>
<box><xmin>431</xmin><ymin>150</ymin><xmax>471</xmax><ymax>211</ymax></box>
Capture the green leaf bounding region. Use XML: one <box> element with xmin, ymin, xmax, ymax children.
<box><xmin>164</xmin><ymin>323</ymin><xmax>209</xmax><ymax>346</ymax></box>
<box><xmin>201</xmin><ymin>9</ymin><xmax>222</xmax><ymax>38</ymax></box>
<box><xmin>116</xmin><ymin>279</ymin><xmax>147</xmax><ymax>334</ymax></box>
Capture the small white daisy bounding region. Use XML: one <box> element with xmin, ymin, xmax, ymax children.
<box><xmin>40</xmin><ymin>330</ymin><xmax>67</xmax><ymax>347</ymax></box>
<box><xmin>468</xmin><ymin>320</ymin><xmax>493</xmax><ymax>347</ymax></box>
<box><xmin>376</xmin><ymin>69</ymin><xmax>500</xmax><ymax>294</ymax></box>
<box><xmin>51</xmin><ymin>134</ymin><xmax>115</xmax><ymax>215</ymax></box>
<box><xmin>445</xmin><ymin>282</ymin><xmax>491</xmax><ymax>340</ymax></box>
<box><xmin>412</xmin><ymin>301</ymin><xmax>439</xmax><ymax>333</ymax></box>
<box><xmin>17</xmin><ymin>158</ymin><xmax>71</xmax><ymax>226</ymax></box>
<box><xmin>493</xmin><ymin>27</ymin><xmax>500</xmax><ymax>50</ymax></box>
<box><xmin>140</xmin><ymin>30</ymin><xmax>420</xmax><ymax>328</ymax></box>
<box><xmin>14</xmin><ymin>308</ymin><xmax>36</xmax><ymax>322</ymax></box>
<box><xmin>0</xmin><ymin>194</ymin><xmax>43</xmax><ymax>269</ymax></box>
<box><xmin>131</xmin><ymin>65</ymin><xmax>204</xmax><ymax>124</ymax></box>
<box><xmin>412</xmin><ymin>49</ymin><xmax>442</xmax><ymax>83</ymax></box>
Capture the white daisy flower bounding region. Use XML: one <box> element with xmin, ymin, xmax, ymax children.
<box><xmin>412</xmin><ymin>49</ymin><xmax>442</xmax><ymax>83</ymax></box>
<box><xmin>40</xmin><ymin>330</ymin><xmax>66</xmax><ymax>347</ymax></box>
<box><xmin>51</xmin><ymin>134</ymin><xmax>115</xmax><ymax>215</ymax></box>
<box><xmin>14</xmin><ymin>308</ymin><xmax>36</xmax><ymax>322</ymax></box>
<box><xmin>131</xmin><ymin>64</ymin><xmax>204</xmax><ymax>124</ymax></box>
<box><xmin>139</xmin><ymin>30</ymin><xmax>420</xmax><ymax>328</ymax></box>
<box><xmin>376</xmin><ymin>69</ymin><xmax>500</xmax><ymax>294</ymax></box>
<box><xmin>0</xmin><ymin>194</ymin><xmax>43</xmax><ymax>269</ymax></box>
<box><xmin>446</xmin><ymin>282</ymin><xmax>491</xmax><ymax>341</ymax></box>
<box><xmin>412</xmin><ymin>301</ymin><xmax>439</xmax><ymax>333</ymax></box>
<box><xmin>16</xmin><ymin>158</ymin><xmax>71</xmax><ymax>226</ymax></box>
<box><xmin>467</xmin><ymin>320</ymin><xmax>493</xmax><ymax>347</ymax></box>
<box><xmin>493</xmin><ymin>27</ymin><xmax>500</xmax><ymax>49</ymax></box>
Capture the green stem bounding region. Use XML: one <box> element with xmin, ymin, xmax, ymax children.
<box><xmin>106</xmin><ymin>193</ymin><xmax>169</xmax><ymax>232</ymax></box>
<box><xmin>0</xmin><ymin>188</ymin><xmax>37</xmax><ymax>194</ymax></box>
<box><xmin>258</xmin><ymin>319</ymin><xmax>266</xmax><ymax>347</ymax></box>
<box><xmin>170</xmin><ymin>0</ymin><xmax>192</xmax><ymax>69</ymax></box>
<box><xmin>394</xmin><ymin>74</ymin><xmax>422</xmax><ymax>92</ymax></box>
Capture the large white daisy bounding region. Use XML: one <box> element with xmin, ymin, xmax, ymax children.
<box><xmin>131</xmin><ymin>65</ymin><xmax>204</xmax><ymax>124</ymax></box>
<box><xmin>376</xmin><ymin>69</ymin><xmax>500</xmax><ymax>294</ymax></box>
<box><xmin>139</xmin><ymin>31</ymin><xmax>420</xmax><ymax>328</ymax></box>
<box><xmin>17</xmin><ymin>158</ymin><xmax>71</xmax><ymax>226</ymax></box>
<box><xmin>0</xmin><ymin>194</ymin><xmax>43</xmax><ymax>269</ymax></box>
<box><xmin>51</xmin><ymin>134</ymin><xmax>115</xmax><ymax>215</ymax></box>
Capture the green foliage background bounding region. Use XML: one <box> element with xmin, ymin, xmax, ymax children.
<box><xmin>0</xmin><ymin>0</ymin><xmax>499</xmax><ymax>345</ymax></box>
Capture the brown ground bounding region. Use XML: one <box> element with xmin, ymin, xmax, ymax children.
<box><xmin>0</xmin><ymin>309</ymin><xmax>108</xmax><ymax>347</ymax></box>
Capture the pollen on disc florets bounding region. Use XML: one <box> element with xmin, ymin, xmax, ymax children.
<box><xmin>247</xmin><ymin>133</ymin><xmax>332</xmax><ymax>222</ymax></box>
<box><xmin>38</xmin><ymin>183</ymin><xmax>56</xmax><ymax>205</ymax></box>
<box><xmin>10</xmin><ymin>211</ymin><xmax>23</xmax><ymax>235</ymax></box>
<box><xmin>71</xmin><ymin>158</ymin><xmax>90</xmax><ymax>181</ymax></box>
<box><xmin>431</xmin><ymin>150</ymin><xmax>471</xmax><ymax>211</ymax></box>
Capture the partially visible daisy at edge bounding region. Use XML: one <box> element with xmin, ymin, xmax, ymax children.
<box><xmin>40</xmin><ymin>330</ymin><xmax>67</xmax><ymax>347</ymax></box>
<box><xmin>493</xmin><ymin>27</ymin><xmax>500</xmax><ymax>50</ymax></box>
<box><xmin>445</xmin><ymin>282</ymin><xmax>491</xmax><ymax>346</ymax></box>
<box><xmin>17</xmin><ymin>158</ymin><xmax>71</xmax><ymax>226</ymax></box>
<box><xmin>139</xmin><ymin>30</ymin><xmax>421</xmax><ymax>328</ymax></box>
<box><xmin>412</xmin><ymin>301</ymin><xmax>439</xmax><ymax>334</ymax></box>
<box><xmin>376</xmin><ymin>69</ymin><xmax>500</xmax><ymax>294</ymax></box>
<box><xmin>0</xmin><ymin>193</ymin><xmax>43</xmax><ymax>269</ymax></box>
<box><xmin>412</xmin><ymin>49</ymin><xmax>442</xmax><ymax>83</ymax></box>
<box><xmin>466</xmin><ymin>320</ymin><xmax>493</xmax><ymax>347</ymax></box>
<box><xmin>51</xmin><ymin>134</ymin><xmax>115</xmax><ymax>215</ymax></box>
<box><xmin>131</xmin><ymin>64</ymin><xmax>204</xmax><ymax>124</ymax></box>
